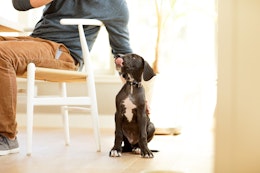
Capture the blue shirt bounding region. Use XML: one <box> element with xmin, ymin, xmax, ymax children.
<box><xmin>12</xmin><ymin>0</ymin><xmax>132</xmax><ymax>67</ymax></box>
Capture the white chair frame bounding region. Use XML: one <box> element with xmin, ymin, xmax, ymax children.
<box><xmin>17</xmin><ymin>19</ymin><xmax>102</xmax><ymax>156</ymax></box>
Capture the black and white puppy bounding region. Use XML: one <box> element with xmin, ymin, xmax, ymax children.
<box><xmin>109</xmin><ymin>53</ymin><xmax>156</xmax><ymax>158</ymax></box>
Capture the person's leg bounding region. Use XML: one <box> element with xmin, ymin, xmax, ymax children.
<box><xmin>0</xmin><ymin>36</ymin><xmax>77</xmax><ymax>155</ymax></box>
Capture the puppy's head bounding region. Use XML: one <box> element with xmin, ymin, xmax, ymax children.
<box><xmin>115</xmin><ymin>54</ymin><xmax>156</xmax><ymax>82</ymax></box>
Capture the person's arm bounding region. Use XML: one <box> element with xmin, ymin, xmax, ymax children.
<box><xmin>12</xmin><ymin>0</ymin><xmax>53</xmax><ymax>11</ymax></box>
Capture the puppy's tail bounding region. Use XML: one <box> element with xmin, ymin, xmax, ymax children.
<box><xmin>150</xmin><ymin>149</ymin><xmax>159</xmax><ymax>152</ymax></box>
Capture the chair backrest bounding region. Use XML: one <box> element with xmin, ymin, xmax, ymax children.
<box><xmin>60</xmin><ymin>19</ymin><xmax>103</xmax><ymax>74</ymax></box>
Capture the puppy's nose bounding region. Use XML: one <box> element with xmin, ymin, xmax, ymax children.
<box><xmin>115</xmin><ymin>57</ymin><xmax>124</xmax><ymax>67</ymax></box>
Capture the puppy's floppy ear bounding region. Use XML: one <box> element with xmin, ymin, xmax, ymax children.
<box><xmin>143</xmin><ymin>61</ymin><xmax>156</xmax><ymax>81</ymax></box>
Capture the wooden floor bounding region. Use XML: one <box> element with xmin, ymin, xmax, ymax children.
<box><xmin>0</xmin><ymin>125</ymin><xmax>214</xmax><ymax>173</ymax></box>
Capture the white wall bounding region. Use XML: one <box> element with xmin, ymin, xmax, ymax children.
<box><xmin>0</xmin><ymin>1</ymin><xmax>19</xmax><ymax>22</ymax></box>
<box><xmin>215</xmin><ymin>0</ymin><xmax>260</xmax><ymax>172</ymax></box>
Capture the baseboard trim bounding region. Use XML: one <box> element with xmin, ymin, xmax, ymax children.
<box><xmin>17</xmin><ymin>113</ymin><xmax>115</xmax><ymax>129</ymax></box>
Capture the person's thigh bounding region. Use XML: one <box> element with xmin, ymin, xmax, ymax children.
<box><xmin>0</xmin><ymin>36</ymin><xmax>77</xmax><ymax>76</ymax></box>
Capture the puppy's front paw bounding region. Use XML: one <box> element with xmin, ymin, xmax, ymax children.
<box><xmin>141</xmin><ymin>149</ymin><xmax>154</xmax><ymax>158</ymax></box>
<box><xmin>109</xmin><ymin>149</ymin><xmax>122</xmax><ymax>157</ymax></box>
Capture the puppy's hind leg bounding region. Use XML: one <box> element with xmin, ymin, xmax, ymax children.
<box><xmin>147</xmin><ymin>121</ymin><xmax>155</xmax><ymax>143</ymax></box>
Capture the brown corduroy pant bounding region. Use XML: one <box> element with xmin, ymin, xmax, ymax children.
<box><xmin>0</xmin><ymin>36</ymin><xmax>78</xmax><ymax>139</ymax></box>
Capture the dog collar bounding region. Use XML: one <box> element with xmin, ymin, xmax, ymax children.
<box><xmin>127</xmin><ymin>81</ymin><xmax>142</xmax><ymax>88</ymax></box>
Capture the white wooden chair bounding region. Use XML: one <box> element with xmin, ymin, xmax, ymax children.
<box><xmin>17</xmin><ymin>19</ymin><xmax>102</xmax><ymax>156</ymax></box>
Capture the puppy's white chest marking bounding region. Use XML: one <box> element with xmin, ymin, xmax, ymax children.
<box><xmin>123</xmin><ymin>97</ymin><xmax>136</xmax><ymax>122</ymax></box>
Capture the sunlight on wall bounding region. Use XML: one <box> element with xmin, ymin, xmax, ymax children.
<box><xmin>127</xmin><ymin>0</ymin><xmax>217</xmax><ymax>129</ymax></box>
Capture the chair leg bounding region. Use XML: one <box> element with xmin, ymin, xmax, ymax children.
<box><xmin>62</xmin><ymin>106</ymin><xmax>70</xmax><ymax>145</ymax></box>
<box><xmin>88</xmin><ymin>76</ymin><xmax>101</xmax><ymax>152</ymax></box>
<box><xmin>78</xmin><ymin>23</ymin><xmax>101</xmax><ymax>152</ymax></box>
<box><xmin>26</xmin><ymin>63</ymin><xmax>36</xmax><ymax>156</ymax></box>
<box><xmin>91</xmin><ymin>101</ymin><xmax>101</xmax><ymax>152</ymax></box>
<box><xmin>60</xmin><ymin>83</ymin><xmax>70</xmax><ymax>145</ymax></box>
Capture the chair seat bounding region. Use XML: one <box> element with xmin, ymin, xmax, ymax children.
<box><xmin>18</xmin><ymin>67</ymin><xmax>87</xmax><ymax>82</ymax></box>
